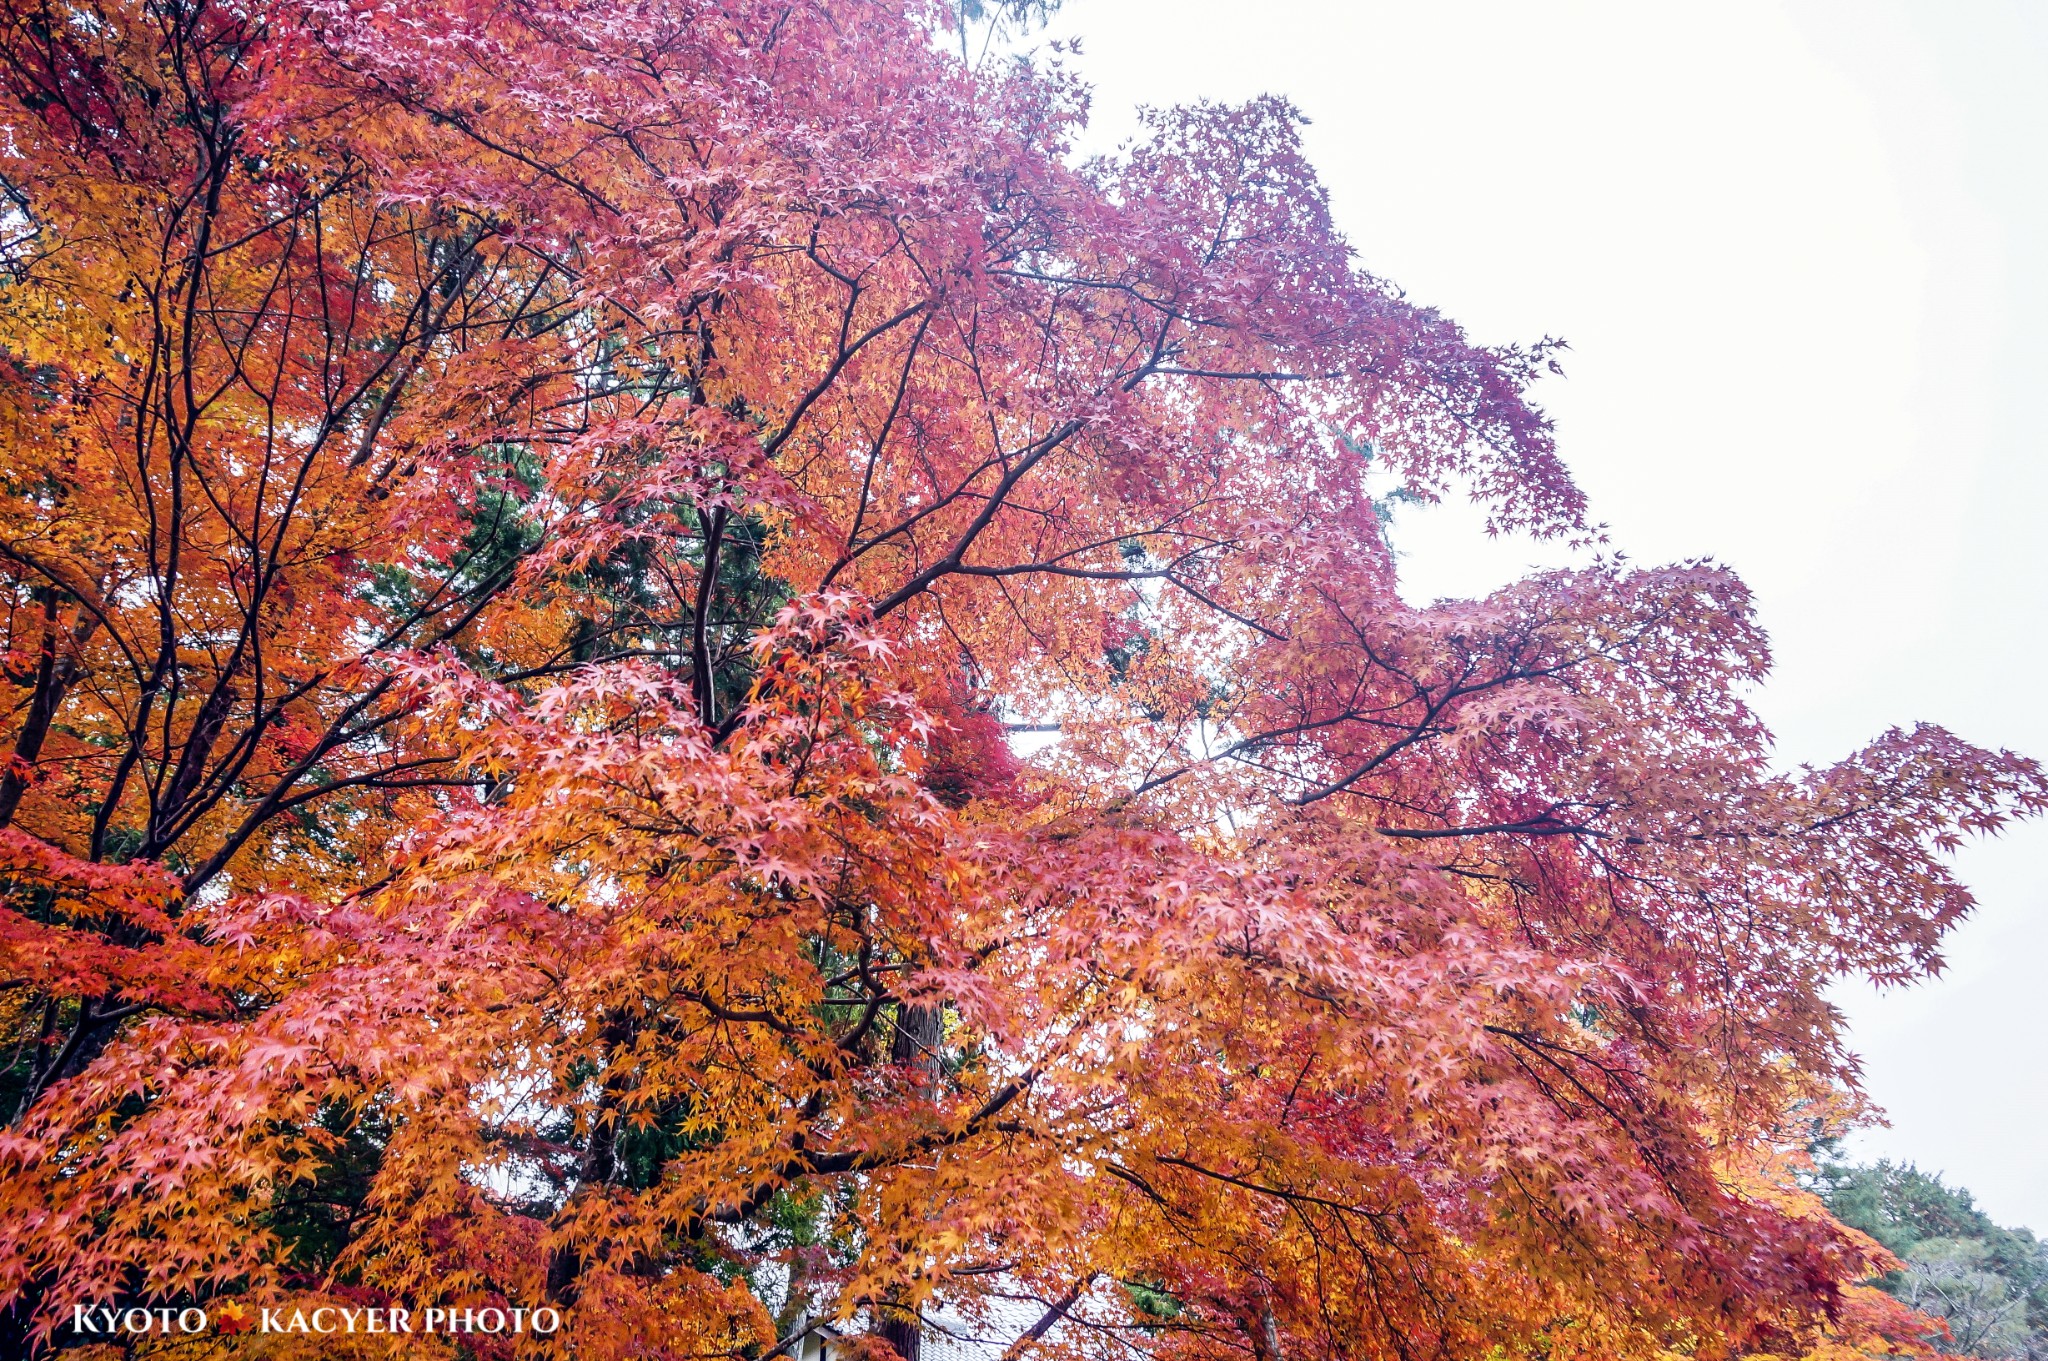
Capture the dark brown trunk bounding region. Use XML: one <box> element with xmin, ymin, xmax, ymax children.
<box><xmin>890</xmin><ymin>1002</ymin><xmax>942</xmax><ymax>1090</ymax></box>
<box><xmin>147</xmin><ymin>676</ymin><xmax>237</xmax><ymax>852</ymax></box>
<box><xmin>878</xmin><ymin>1312</ymin><xmax>921</xmax><ymax>1361</ymax></box>
<box><xmin>0</xmin><ymin>590</ymin><xmax>87</xmax><ymax>828</ymax></box>
<box><xmin>870</xmin><ymin>1001</ymin><xmax>942</xmax><ymax>1360</ymax></box>
<box><xmin>544</xmin><ymin>1012</ymin><xmax>632</xmax><ymax>1306</ymax></box>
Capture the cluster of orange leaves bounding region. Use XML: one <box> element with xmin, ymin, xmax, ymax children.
<box><xmin>0</xmin><ymin>0</ymin><xmax>2037</xmax><ymax>1358</ymax></box>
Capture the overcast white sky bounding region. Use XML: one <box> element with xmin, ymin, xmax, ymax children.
<box><xmin>1035</xmin><ymin>0</ymin><xmax>2048</xmax><ymax>1229</ymax></box>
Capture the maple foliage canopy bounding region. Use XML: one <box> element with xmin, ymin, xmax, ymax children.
<box><xmin>0</xmin><ymin>0</ymin><xmax>2038</xmax><ymax>1357</ymax></box>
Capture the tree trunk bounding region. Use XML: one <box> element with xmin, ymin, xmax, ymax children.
<box><xmin>545</xmin><ymin>1012</ymin><xmax>632</xmax><ymax>1306</ymax></box>
<box><xmin>1252</xmin><ymin>1302</ymin><xmax>1285</xmax><ymax>1361</ymax></box>
<box><xmin>879</xmin><ymin>1312</ymin><xmax>922</xmax><ymax>1361</ymax></box>
<box><xmin>890</xmin><ymin>1002</ymin><xmax>942</xmax><ymax>1089</ymax></box>
<box><xmin>871</xmin><ymin>1002</ymin><xmax>942</xmax><ymax>1360</ymax></box>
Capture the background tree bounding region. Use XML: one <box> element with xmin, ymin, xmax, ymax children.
<box><xmin>0</xmin><ymin>0</ymin><xmax>2041</xmax><ymax>1358</ymax></box>
<box><xmin>1814</xmin><ymin>1155</ymin><xmax>2048</xmax><ymax>1359</ymax></box>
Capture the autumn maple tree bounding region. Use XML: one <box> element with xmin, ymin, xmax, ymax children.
<box><xmin>0</xmin><ymin>0</ymin><xmax>2037</xmax><ymax>1358</ymax></box>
